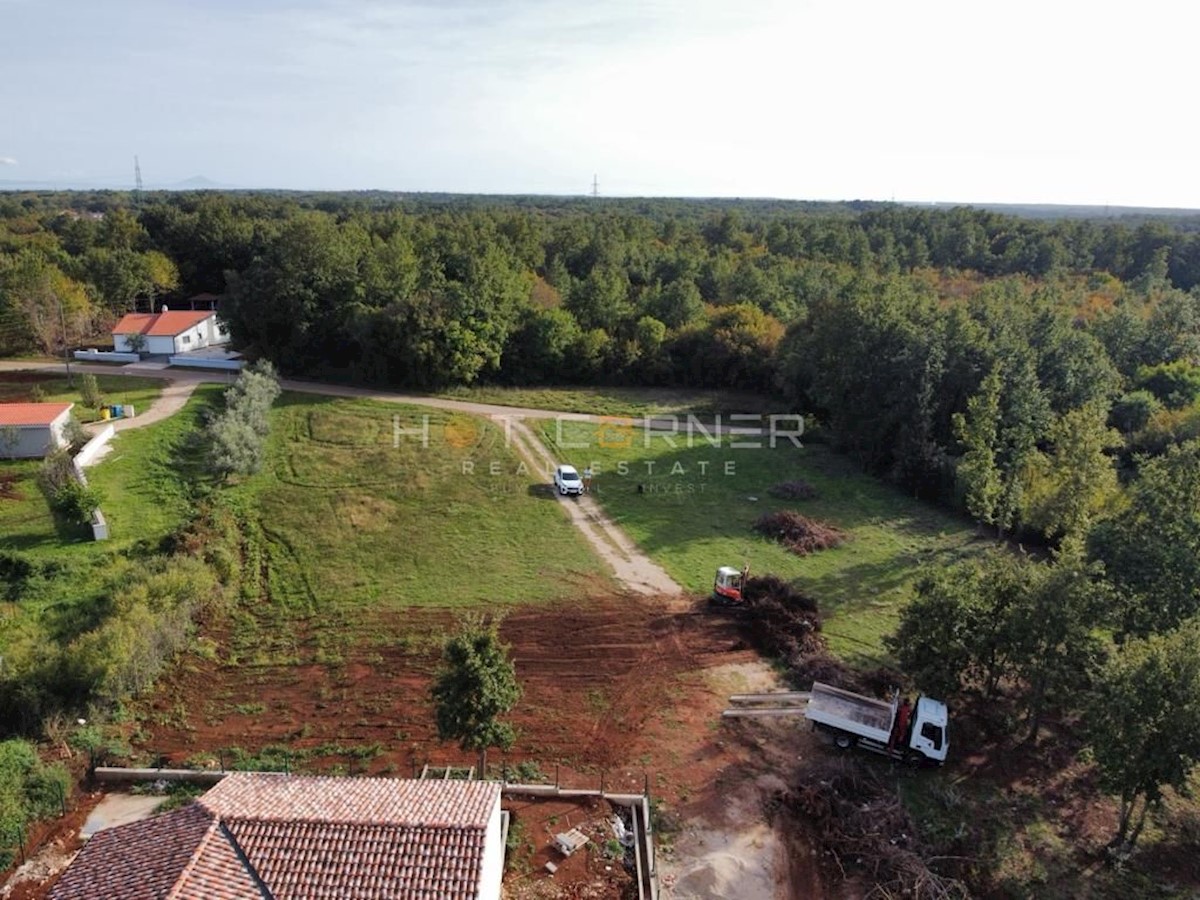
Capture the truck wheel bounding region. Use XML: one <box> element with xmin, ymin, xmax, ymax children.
<box><xmin>834</xmin><ymin>734</ymin><xmax>853</xmax><ymax>751</ymax></box>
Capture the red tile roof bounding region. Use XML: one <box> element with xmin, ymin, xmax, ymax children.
<box><xmin>0</xmin><ymin>402</ymin><xmax>73</xmax><ymax>426</ymax></box>
<box><xmin>48</xmin><ymin>803</ymin><xmax>267</xmax><ymax>900</ymax></box>
<box><xmin>48</xmin><ymin>775</ymin><xmax>500</xmax><ymax>900</ymax></box>
<box><xmin>112</xmin><ymin>310</ymin><xmax>215</xmax><ymax>337</ymax></box>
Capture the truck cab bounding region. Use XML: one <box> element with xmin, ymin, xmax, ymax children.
<box><xmin>908</xmin><ymin>696</ymin><xmax>949</xmax><ymax>763</ymax></box>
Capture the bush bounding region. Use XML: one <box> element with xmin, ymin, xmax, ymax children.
<box><xmin>53</xmin><ymin>479</ymin><xmax>103</xmax><ymax>524</ymax></box>
<box><xmin>79</xmin><ymin>373</ymin><xmax>104</xmax><ymax>411</ymax></box>
<box><xmin>62</xmin><ymin>415</ymin><xmax>89</xmax><ymax>453</ymax></box>
<box><xmin>206</xmin><ymin>361</ymin><xmax>281</xmax><ymax>478</ymax></box>
<box><xmin>0</xmin><ymin>738</ymin><xmax>71</xmax><ymax>868</ymax></box>
<box><xmin>753</xmin><ymin>510</ymin><xmax>847</xmax><ymax>555</ymax></box>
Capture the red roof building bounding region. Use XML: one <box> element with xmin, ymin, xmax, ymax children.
<box><xmin>48</xmin><ymin>774</ymin><xmax>504</xmax><ymax>900</ymax></box>
<box><xmin>0</xmin><ymin>402</ymin><xmax>74</xmax><ymax>458</ymax></box>
<box><xmin>111</xmin><ymin>309</ymin><xmax>230</xmax><ymax>355</ymax></box>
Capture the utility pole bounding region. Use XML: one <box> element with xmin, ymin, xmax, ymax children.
<box><xmin>57</xmin><ymin>296</ymin><xmax>73</xmax><ymax>386</ymax></box>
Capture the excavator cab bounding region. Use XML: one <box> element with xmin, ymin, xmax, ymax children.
<box><xmin>712</xmin><ymin>565</ymin><xmax>748</xmax><ymax>606</ymax></box>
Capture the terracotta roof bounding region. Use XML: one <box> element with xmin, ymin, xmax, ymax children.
<box><xmin>48</xmin><ymin>803</ymin><xmax>267</xmax><ymax>900</ymax></box>
<box><xmin>112</xmin><ymin>310</ymin><xmax>214</xmax><ymax>337</ymax></box>
<box><xmin>48</xmin><ymin>775</ymin><xmax>500</xmax><ymax>900</ymax></box>
<box><xmin>0</xmin><ymin>402</ymin><xmax>73</xmax><ymax>426</ymax></box>
<box><xmin>200</xmin><ymin>774</ymin><xmax>498</xmax><ymax>828</ymax></box>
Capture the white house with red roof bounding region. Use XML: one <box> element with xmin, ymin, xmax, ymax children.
<box><xmin>112</xmin><ymin>307</ymin><xmax>229</xmax><ymax>356</ymax></box>
<box><xmin>48</xmin><ymin>773</ymin><xmax>504</xmax><ymax>900</ymax></box>
<box><xmin>0</xmin><ymin>402</ymin><xmax>74</xmax><ymax>458</ymax></box>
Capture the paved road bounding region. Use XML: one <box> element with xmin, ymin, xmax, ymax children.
<box><xmin>1</xmin><ymin>360</ymin><xmax>686</xmax><ymax>596</ymax></box>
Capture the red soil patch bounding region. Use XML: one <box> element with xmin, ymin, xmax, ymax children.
<box><xmin>134</xmin><ymin>594</ymin><xmax>756</xmax><ymax>794</ymax></box>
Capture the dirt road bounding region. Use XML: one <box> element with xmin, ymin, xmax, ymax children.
<box><xmin>506</xmin><ymin>418</ymin><xmax>682</xmax><ymax>596</ymax></box>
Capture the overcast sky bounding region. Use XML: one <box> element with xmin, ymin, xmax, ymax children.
<box><xmin>2</xmin><ymin>0</ymin><xmax>1196</xmax><ymax>205</ymax></box>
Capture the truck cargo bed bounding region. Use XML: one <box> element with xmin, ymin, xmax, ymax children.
<box><xmin>806</xmin><ymin>682</ymin><xmax>894</xmax><ymax>742</ymax></box>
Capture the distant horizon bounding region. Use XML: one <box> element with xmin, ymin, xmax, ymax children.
<box><xmin>2</xmin><ymin>177</ymin><xmax>1200</xmax><ymax>218</ymax></box>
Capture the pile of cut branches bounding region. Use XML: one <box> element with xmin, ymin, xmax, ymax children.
<box><xmin>779</xmin><ymin>757</ymin><xmax>970</xmax><ymax>900</ymax></box>
<box><xmin>753</xmin><ymin>511</ymin><xmax>846</xmax><ymax>555</ymax></box>
<box><xmin>768</xmin><ymin>480</ymin><xmax>818</xmax><ymax>501</ymax></box>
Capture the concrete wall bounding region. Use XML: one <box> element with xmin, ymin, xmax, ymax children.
<box><xmin>75</xmin><ymin>424</ymin><xmax>115</xmax><ymax>468</ymax></box>
<box><xmin>477</xmin><ymin>797</ymin><xmax>504</xmax><ymax>900</ymax></box>
<box><xmin>167</xmin><ymin>355</ymin><xmax>243</xmax><ymax>371</ymax></box>
<box><xmin>76</xmin><ymin>350</ymin><xmax>141</xmax><ymax>363</ymax></box>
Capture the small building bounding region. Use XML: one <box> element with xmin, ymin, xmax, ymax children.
<box><xmin>0</xmin><ymin>402</ymin><xmax>74</xmax><ymax>458</ymax></box>
<box><xmin>112</xmin><ymin>308</ymin><xmax>229</xmax><ymax>355</ymax></box>
<box><xmin>48</xmin><ymin>773</ymin><xmax>504</xmax><ymax>900</ymax></box>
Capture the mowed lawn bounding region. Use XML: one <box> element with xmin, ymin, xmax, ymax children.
<box><xmin>536</xmin><ymin>419</ymin><xmax>986</xmax><ymax>665</ymax></box>
<box><xmin>228</xmin><ymin>393</ymin><xmax>610</xmax><ymax>613</ymax></box>
<box><xmin>0</xmin><ymin>371</ymin><xmax>164</xmax><ymax>423</ymax></box>
<box><xmin>435</xmin><ymin>384</ymin><xmax>779</xmax><ymax>417</ymax></box>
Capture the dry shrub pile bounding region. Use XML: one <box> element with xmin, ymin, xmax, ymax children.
<box><xmin>778</xmin><ymin>757</ymin><xmax>970</xmax><ymax>900</ymax></box>
<box><xmin>768</xmin><ymin>480</ymin><xmax>818</xmax><ymax>501</ymax></box>
<box><xmin>738</xmin><ymin>575</ymin><xmax>853</xmax><ymax>687</ymax></box>
<box><xmin>753</xmin><ymin>510</ymin><xmax>847</xmax><ymax>555</ymax></box>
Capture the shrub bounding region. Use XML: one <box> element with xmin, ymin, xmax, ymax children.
<box><xmin>0</xmin><ymin>738</ymin><xmax>71</xmax><ymax>868</ymax></box>
<box><xmin>62</xmin><ymin>415</ymin><xmax>89</xmax><ymax>454</ymax></box>
<box><xmin>206</xmin><ymin>361</ymin><xmax>281</xmax><ymax>478</ymax></box>
<box><xmin>79</xmin><ymin>373</ymin><xmax>104</xmax><ymax>411</ymax></box>
<box><xmin>753</xmin><ymin>510</ymin><xmax>847</xmax><ymax>555</ymax></box>
<box><xmin>52</xmin><ymin>479</ymin><xmax>104</xmax><ymax>524</ymax></box>
<box><xmin>768</xmin><ymin>480</ymin><xmax>818</xmax><ymax>501</ymax></box>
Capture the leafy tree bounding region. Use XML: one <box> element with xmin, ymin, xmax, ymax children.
<box><xmin>1084</xmin><ymin>620</ymin><xmax>1200</xmax><ymax>853</ymax></box>
<box><xmin>1109</xmin><ymin>390</ymin><xmax>1161</xmax><ymax>434</ymax></box>
<box><xmin>1136</xmin><ymin>360</ymin><xmax>1200</xmax><ymax>409</ymax></box>
<box><xmin>888</xmin><ymin>547</ymin><xmax>1108</xmax><ymax>740</ymax></box>
<box><xmin>431</xmin><ymin>616</ymin><xmax>521</xmax><ymax>774</ymax></box>
<box><xmin>1022</xmin><ymin>403</ymin><xmax>1120</xmax><ymax>541</ymax></box>
<box><xmin>953</xmin><ymin>367</ymin><xmax>1003</xmax><ymax>530</ymax></box>
<box><xmin>1090</xmin><ymin>441</ymin><xmax>1200</xmax><ymax>637</ymax></box>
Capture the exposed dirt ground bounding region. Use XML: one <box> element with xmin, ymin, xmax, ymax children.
<box><xmin>116</xmin><ymin>593</ymin><xmax>830</xmax><ymax>898</ymax></box>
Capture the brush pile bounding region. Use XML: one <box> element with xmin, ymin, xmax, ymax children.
<box><xmin>753</xmin><ymin>511</ymin><xmax>846</xmax><ymax>555</ymax></box>
<box><xmin>768</xmin><ymin>480</ymin><xmax>818</xmax><ymax>501</ymax></box>
<box><xmin>778</xmin><ymin>757</ymin><xmax>970</xmax><ymax>899</ymax></box>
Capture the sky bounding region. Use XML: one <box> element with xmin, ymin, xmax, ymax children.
<box><xmin>1</xmin><ymin>0</ymin><xmax>1197</xmax><ymax>206</ymax></box>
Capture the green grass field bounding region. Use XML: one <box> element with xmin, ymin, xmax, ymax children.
<box><xmin>536</xmin><ymin>419</ymin><xmax>985</xmax><ymax>664</ymax></box>
<box><xmin>227</xmin><ymin>393</ymin><xmax>608</xmax><ymax>617</ymax></box>
<box><xmin>435</xmin><ymin>384</ymin><xmax>783</xmax><ymax>417</ymax></box>
<box><xmin>0</xmin><ymin>371</ymin><xmax>164</xmax><ymax>424</ymax></box>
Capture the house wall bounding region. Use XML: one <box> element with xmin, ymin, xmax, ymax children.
<box><xmin>477</xmin><ymin>798</ymin><xmax>503</xmax><ymax>900</ymax></box>
<box><xmin>113</xmin><ymin>333</ymin><xmax>136</xmax><ymax>353</ymax></box>
<box><xmin>3</xmin><ymin>424</ymin><xmax>56</xmax><ymax>459</ymax></box>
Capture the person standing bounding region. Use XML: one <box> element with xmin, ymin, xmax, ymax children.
<box><xmin>582</xmin><ymin>465</ymin><xmax>594</xmax><ymax>493</ymax></box>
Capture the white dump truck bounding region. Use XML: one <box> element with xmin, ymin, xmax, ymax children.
<box><xmin>805</xmin><ymin>681</ymin><xmax>949</xmax><ymax>764</ymax></box>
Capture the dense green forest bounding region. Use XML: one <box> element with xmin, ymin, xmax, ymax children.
<box><xmin>7</xmin><ymin>190</ymin><xmax>1200</xmax><ymax>863</ymax></box>
<box><xmin>5</xmin><ymin>191</ymin><xmax>1200</xmax><ymax>515</ymax></box>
